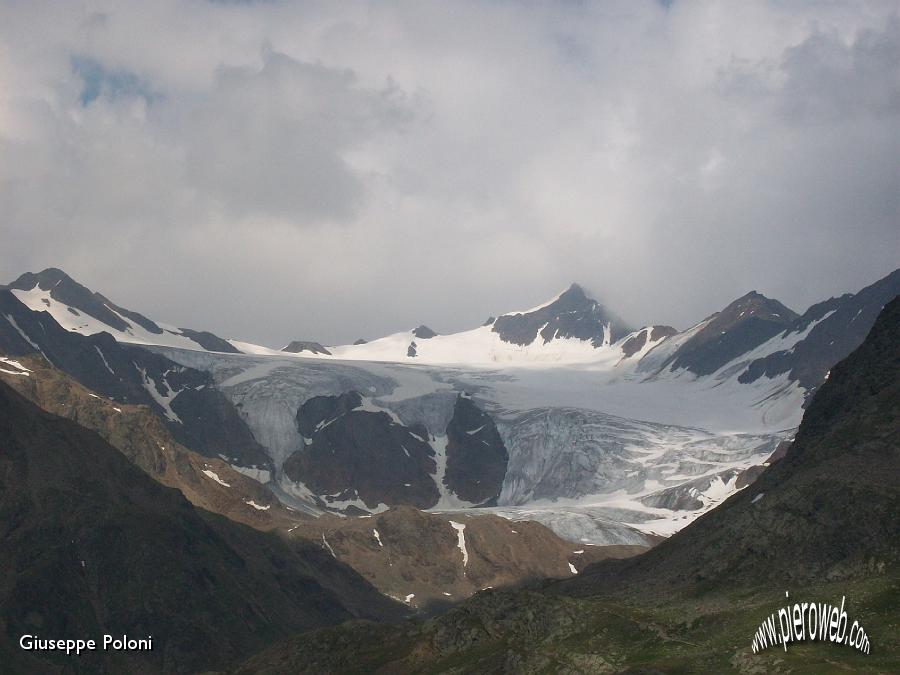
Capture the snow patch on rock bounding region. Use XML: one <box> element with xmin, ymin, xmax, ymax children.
<box><xmin>201</xmin><ymin>469</ymin><xmax>231</xmax><ymax>487</ymax></box>
<box><xmin>449</xmin><ymin>520</ymin><xmax>469</xmax><ymax>568</ymax></box>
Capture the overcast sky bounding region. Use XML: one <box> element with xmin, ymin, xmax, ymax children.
<box><xmin>1</xmin><ymin>1</ymin><xmax>898</xmax><ymax>347</ymax></box>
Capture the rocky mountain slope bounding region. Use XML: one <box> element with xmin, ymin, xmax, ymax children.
<box><xmin>236</xmin><ymin>296</ymin><xmax>900</xmax><ymax>674</ymax></box>
<box><xmin>656</xmin><ymin>290</ymin><xmax>799</xmax><ymax>376</ymax></box>
<box><xmin>5</xmin><ymin>268</ymin><xmax>238</xmax><ymax>353</ymax></box>
<box><xmin>0</xmin><ymin>380</ymin><xmax>405</xmax><ymax>675</ymax></box>
<box><xmin>0</xmin><ymin>289</ymin><xmax>271</xmax><ymax>471</ymax></box>
<box><xmin>0</xmin><ymin>354</ymin><xmax>299</xmax><ymax>532</ymax></box>
<box><xmin>738</xmin><ymin>268</ymin><xmax>900</xmax><ymax>395</ymax></box>
<box><xmin>490</xmin><ymin>283</ymin><xmax>633</xmax><ymax>346</ymax></box>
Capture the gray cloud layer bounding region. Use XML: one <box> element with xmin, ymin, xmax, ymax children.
<box><xmin>1</xmin><ymin>1</ymin><xmax>898</xmax><ymax>346</ymax></box>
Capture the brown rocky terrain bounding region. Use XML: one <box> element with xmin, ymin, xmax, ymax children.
<box><xmin>0</xmin><ymin>353</ymin><xmax>302</xmax><ymax>532</ymax></box>
<box><xmin>289</xmin><ymin>505</ymin><xmax>646</xmax><ymax>610</ymax></box>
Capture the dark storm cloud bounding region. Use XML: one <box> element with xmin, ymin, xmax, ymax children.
<box><xmin>0</xmin><ymin>1</ymin><xmax>897</xmax><ymax>347</ymax></box>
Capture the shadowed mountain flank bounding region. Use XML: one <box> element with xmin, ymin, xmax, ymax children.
<box><xmin>0</xmin><ymin>381</ymin><xmax>405</xmax><ymax>674</ymax></box>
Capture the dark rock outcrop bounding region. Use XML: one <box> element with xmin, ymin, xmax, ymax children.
<box><xmin>412</xmin><ymin>325</ymin><xmax>438</xmax><ymax>339</ymax></box>
<box><xmin>639</xmin><ymin>465</ymin><xmax>765</xmax><ymax>511</ymax></box>
<box><xmin>765</xmin><ymin>439</ymin><xmax>792</xmax><ymax>465</ymax></box>
<box><xmin>444</xmin><ymin>394</ymin><xmax>509</xmax><ymax>505</ymax></box>
<box><xmin>620</xmin><ymin>330</ymin><xmax>649</xmax><ymax>358</ymax></box>
<box><xmin>621</xmin><ymin>325</ymin><xmax>677</xmax><ymax>358</ymax></box>
<box><xmin>284</xmin><ymin>392</ymin><xmax>440</xmax><ymax>509</ymax></box>
<box><xmin>650</xmin><ymin>324</ymin><xmax>677</xmax><ymax>341</ymax></box>
<box><xmin>282</xmin><ymin>340</ymin><xmax>332</xmax><ymax>355</ymax></box>
<box><xmin>177</xmin><ymin>327</ymin><xmax>240</xmax><ymax>353</ymax></box>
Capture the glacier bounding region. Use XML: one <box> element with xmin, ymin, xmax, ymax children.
<box><xmin>152</xmin><ymin>346</ymin><xmax>796</xmax><ymax>546</ymax></box>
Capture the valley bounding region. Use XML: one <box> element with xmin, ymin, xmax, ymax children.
<box><xmin>1</xmin><ymin>266</ymin><xmax>897</xmax><ymax>671</ymax></box>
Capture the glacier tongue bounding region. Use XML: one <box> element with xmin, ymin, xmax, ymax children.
<box><xmin>495</xmin><ymin>407</ymin><xmax>782</xmax><ymax>506</ymax></box>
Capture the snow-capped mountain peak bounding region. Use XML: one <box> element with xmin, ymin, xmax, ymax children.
<box><xmin>5</xmin><ymin>268</ymin><xmax>238</xmax><ymax>354</ymax></box>
<box><xmin>313</xmin><ymin>284</ymin><xmax>646</xmax><ymax>366</ymax></box>
<box><xmin>654</xmin><ymin>291</ymin><xmax>799</xmax><ymax>377</ymax></box>
<box><xmin>491</xmin><ymin>282</ymin><xmax>632</xmax><ymax>348</ymax></box>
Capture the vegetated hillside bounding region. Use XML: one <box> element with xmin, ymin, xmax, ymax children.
<box><xmin>237</xmin><ymin>297</ymin><xmax>900</xmax><ymax>674</ymax></box>
<box><xmin>0</xmin><ymin>381</ymin><xmax>404</xmax><ymax>675</ymax></box>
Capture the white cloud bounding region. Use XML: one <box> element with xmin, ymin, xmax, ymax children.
<box><xmin>0</xmin><ymin>0</ymin><xmax>897</xmax><ymax>346</ymax></box>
